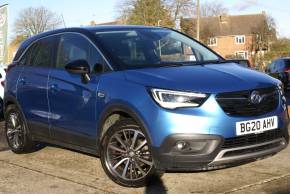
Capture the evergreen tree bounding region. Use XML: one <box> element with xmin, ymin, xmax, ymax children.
<box><xmin>126</xmin><ymin>0</ymin><xmax>174</xmax><ymax>27</ymax></box>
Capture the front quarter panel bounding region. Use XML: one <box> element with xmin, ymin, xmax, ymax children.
<box><xmin>97</xmin><ymin>71</ymin><xmax>288</xmax><ymax>148</ymax></box>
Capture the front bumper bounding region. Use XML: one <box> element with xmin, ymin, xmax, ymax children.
<box><xmin>152</xmin><ymin>126</ymin><xmax>289</xmax><ymax>171</ymax></box>
<box><xmin>141</xmin><ymin>86</ymin><xmax>289</xmax><ymax>170</ymax></box>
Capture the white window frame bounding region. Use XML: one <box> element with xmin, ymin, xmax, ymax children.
<box><xmin>0</xmin><ymin>44</ymin><xmax>4</xmax><ymax>58</ymax></box>
<box><xmin>235</xmin><ymin>51</ymin><xmax>248</xmax><ymax>59</ymax></box>
<box><xmin>208</xmin><ymin>37</ymin><xmax>217</xmax><ymax>46</ymax></box>
<box><xmin>235</xmin><ymin>35</ymin><xmax>245</xmax><ymax>44</ymax></box>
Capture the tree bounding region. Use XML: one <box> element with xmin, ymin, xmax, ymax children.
<box><xmin>180</xmin><ymin>0</ymin><xmax>228</xmax><ymax>41</ymax></box>
<box><xmin>10</xmin><ymin>35</ymin><xmax>27</xmax><ymax>46</ymax></box>
<box><xmin>165</xmin><ymin>0</ymin><xmax>195</xmax><ymax>22</ymax></box>
<box><xmin>117</xmin><ymin>0</ymin><xmax>174</xmax><ymax>27</ymax></box>
<box><xmin>264</xmin><ymin>39</ymin><xmax>290</xmax><ymax>65</ymax></box>
<box><xmin>200</xmin><ymin>1</ymin><xmax>228</xmax><ymax>17</ymax></box>
<box><xmin>250</xmin><ymin>14</ymin><xmax>277</xmax><ymax>70</ymax></box>
<box><xmin>14</xmin><ymin>7</ymin><xmax>62</xmax><ymax>37</ymax></box>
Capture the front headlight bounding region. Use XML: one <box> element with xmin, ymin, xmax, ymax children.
<box><xmin>150</xmin><ymin>88</ymin><xmax>208</xmax><ymax>109</ymax></box>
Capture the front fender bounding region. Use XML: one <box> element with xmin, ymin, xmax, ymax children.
<box><xmin>96</xmin><ymin>100</ymin><xmax>153</xmax><ymax>148</ymax></box>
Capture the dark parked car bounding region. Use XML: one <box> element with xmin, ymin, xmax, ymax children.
<box><xmin>266</xmin><ymin>57</ymin><xmax>290</xmax><ymax>89</ymax></box>
<box><xmin>4</xmin><ymin>26</ymin><xmax>289</xmax><ymax>187</ymax></box>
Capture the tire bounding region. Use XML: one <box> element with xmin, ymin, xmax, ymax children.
<box><xmin>5</xmin><ymin>104</ymin><xmax>36</xmax><ymax>153</ymax></box>
<box><xmin>100</xmin><ymin>119</ymin><xmax>158</xmax><ymax>187</ymax></box>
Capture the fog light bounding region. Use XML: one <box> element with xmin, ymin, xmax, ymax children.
<box><xmin>176</xmin><ymin>141</ymin><xmax>187</xmax><ymax>150</ymax></box>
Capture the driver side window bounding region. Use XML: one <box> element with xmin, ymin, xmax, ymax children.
<box><xmin>156</xmin><ymin>38</ymin><xmax>197</xmax><ymax>62</ymax></box>
<box><xmin>56</xmin><ymin>33</ymin><xmax>105</xmax><ymax>73</ymax></box>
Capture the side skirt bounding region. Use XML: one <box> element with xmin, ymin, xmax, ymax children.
<box><xmin>32</xmin><ymin>135</ymin><xmax>100</xmax><ymax>157</ymax></box>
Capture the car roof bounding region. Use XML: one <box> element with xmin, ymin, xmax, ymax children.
<box><xmin>22</xmin><ymin>25</ymin><xmax>163</xmax><ymax>44</ymax></box>
<box><xmin>13</xmin><ymin>25</ymin><xmax>165</xmax><ymax>62</ymax></box>
<box><xmin>280</xmin><ymin>57</ymin><xmax>290</xmax><ymax>60</ymax></box>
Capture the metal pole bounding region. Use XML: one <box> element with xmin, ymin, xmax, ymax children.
<box><xmin>196</xmin><ymin>0</ymin><xmax>200</xmax><ymax>41</ymax></box>
<box><xmin>61</xmin><ymin>14</ymin><xmax>66</xmax><ymax>28</ymax></box>
<box><xmin>157</xmin><ymin>20</ymin><xmax>162</xmax><ymax>26</ymax></box>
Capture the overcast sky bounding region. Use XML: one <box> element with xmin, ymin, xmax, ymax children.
<box><xmin>1</xmin><ymin>0</ymin><xmax>290</xmax><ymax>41</ymax></box>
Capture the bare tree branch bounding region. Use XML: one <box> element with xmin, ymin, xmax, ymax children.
<box><xmin>200</xmin><ymin>1</ymin><xmax>228</xmax><ymax>17</ymax></box>
<box><xmin>14</xmin><ymin>7</ymin><xmax>62</xmax><ymax>37</ymax></box>
<box><xmin>165</xmin><ymin>0</ymin><xmax>195</xmax><ymax>22</ymax></box>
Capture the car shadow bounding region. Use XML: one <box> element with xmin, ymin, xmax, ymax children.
<box><xmin>25</xmin><ymin>143</ymin><xmax>168</xmax><ymax>193</ymax></box>
<box><xmin>145</xmin><ymin>174</ymin><xmax>167</xmax><ymax>194</ymax></box>
<box><xmin>0</xmin><ymin>127</ymin><xmax>9</xmax><ymax>152</ymax></box>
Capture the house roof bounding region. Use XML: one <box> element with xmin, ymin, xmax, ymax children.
<box><xmin>96</xmin><ymin>21</ymin><xmax>122</xmax><ymax>25</ymax></box>
<box><xmin>183</xmin><ymin>13</ymin><xmax>267</xmax><ymax>37</ymax></box>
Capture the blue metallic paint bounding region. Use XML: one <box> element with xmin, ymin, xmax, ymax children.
<box><xmin>48</xmin><ymin>68</ymin><xmax>99</xmax><ymax>146</ymax></box>
<box><xmin>4</xmin><ymin>27</ymin><xmax>288</xmax><ymax>168</ymax></box>
<box><xmin>6</xmin><ymin>62</ymin><xmax>288</xmax><ymax>148</ymax></box>
<box><xmin>16</xmin><ymin>66</ymin><xmax>51</xmax><ymax>137</ymax></box>
<box><xmin>96</xmin><ymin>65</ymin><xmax>287</xmax><ymax>147</ymax></box>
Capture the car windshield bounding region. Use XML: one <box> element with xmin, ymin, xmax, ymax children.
<box><xmin>94</xmin><ymin>28</ymin><xmax>220</xmax><ymax>69</ymax></box>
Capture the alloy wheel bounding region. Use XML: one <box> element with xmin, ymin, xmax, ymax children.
<box><xmin>105</xmin><ymin>128</ymin><xmax>153</xmax><ymax>181</ymax></box>
<box><xmin>6</xmin><ymin>112</ymin><xmax>24</xmax><ymax>149</ymax></box>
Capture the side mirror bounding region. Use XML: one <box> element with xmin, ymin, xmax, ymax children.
<box><xmin>65</xmin><ymin>60</ymin><xmax>91</xmax><ymax>83</ymax></box>
<box><xmin>65</xmin><ymin>60</ymin><xmax>90</xmax><ymax>74</ymax></box>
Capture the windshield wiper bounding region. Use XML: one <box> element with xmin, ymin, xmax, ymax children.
<box><xmin>128</xmin><ymin>63</ymin><xmax>183</xmax><ymax>69</ymax></box>
<box><xmin>184</xmin><ymin>59</ymin><xmax>228</xmax><ymax>66</ymax></box>
<box><xmin>127</xmin><ymin>60</ymin><xmax>228</xmax><ymax>70</ymax></box>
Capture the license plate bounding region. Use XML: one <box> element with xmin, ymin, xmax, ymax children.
<box><xmin>236</xmin><ymin>116</ymin><xmax>278</xmax><ymax>136</ymax></box>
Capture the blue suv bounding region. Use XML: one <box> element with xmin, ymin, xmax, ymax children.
<box><xmin>4</xmin><ymin>26</ymin><xmax>289</xmax><ymax>187</ymax></box>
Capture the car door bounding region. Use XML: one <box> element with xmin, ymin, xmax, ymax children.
<box><xmin>48</xmin><ymin>33</ymin><xmax>106</xmax><ymax>148</ymax></box>
<box><xmin>17</xmin><ymin>36</ymin><xmax>56</xmax><ymax>137</ymax></box>
<box><xmin>278</xmin><ymin>60</ymin><xmax>288</xmax><ymax>85</ymax></box>
<box><xmin>269</xmin><ymin>61</ymin><xmax>279</xmax><ymax>79</ymax></box>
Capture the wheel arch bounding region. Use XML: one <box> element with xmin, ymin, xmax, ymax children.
<box><xmin>4</xmin><ymin>96</ymin><xmax>20</xmax><ymax>116</ymax></box>
<box><xmin>97</xmin><ymin>102</ymin><xmax>153</xmax><ymax>149</ymax></box>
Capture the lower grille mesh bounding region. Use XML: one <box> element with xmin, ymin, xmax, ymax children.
<box><xmin>222</xmin><ymin>129</ymin><xmax>283</xmax><ymax>149</ymax></box>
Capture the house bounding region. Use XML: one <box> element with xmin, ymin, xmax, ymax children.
<box><xmin>95</xmin><ymin>20</ymin><xmax>122</xmax><ymax>25</ymax></box>
<box><xmin>181</xmin><ymin>12</ymin><xmax>275</xmax><ymax>66</ymax></box>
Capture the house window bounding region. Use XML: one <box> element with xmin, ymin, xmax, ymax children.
<box><xmin>208</xmin><ymin>37</ymin><xmax>217</xmax><ymax>46</ymax></box>
<box><xmin>235</xmin><ymin>35</ymin><xmax>245</xmax><ymax>44</ymax></box>
<box><xmin>235</xmin><ymin>51</ymin><xmax>248</xmax><ymax>59</ymax></box>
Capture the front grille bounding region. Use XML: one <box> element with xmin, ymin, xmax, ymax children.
<box><xmin>216</xmin><ymin>87</ymin><xmax>279</xmax><ymax>116</ymax></box>
<box><xmin>222</xmin><ymin>129</ymin><xmax>283</xmax><ymax>149</ymax></box>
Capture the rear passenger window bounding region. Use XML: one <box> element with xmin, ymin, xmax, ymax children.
<box><xmin>30</xmin><ymin>37</ymin><xmax>55</xmax><ymax>67</ymax></box>
<box><xmin>56</xmin><ymin>33</ymin><xmax>104</xmax><ymax>72</ymax></box>
<box><xmin>18</xmin><ymin>45</ymin><xmax>34</xmax><ymax>66</ymax></box>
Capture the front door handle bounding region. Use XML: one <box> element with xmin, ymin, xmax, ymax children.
<box><xmin>50</xmin><ymin>84</ymin><xmax>60</xmax><ymax>92</ymax></box>
<box><xmin>19</xmin><ymin>78</ymin><xmax>25</xmax><ymax>85</ymax></box>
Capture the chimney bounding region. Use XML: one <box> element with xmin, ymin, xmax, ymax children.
<box><xmin>219</xmin><ymin>15</ymin><xmax>229</xmax><ymax>23</ymax></box>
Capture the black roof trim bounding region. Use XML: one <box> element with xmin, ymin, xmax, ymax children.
<box><xmin>13</xmin><ymin>25</ymin><xmax>165</xmax><ymax>62</ymax></box>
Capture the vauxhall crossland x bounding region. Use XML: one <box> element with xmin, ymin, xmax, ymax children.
<box><xmin>4</xmin><ymin>26</ymin><xmax>289</xmax><ymax>187</ymax></box>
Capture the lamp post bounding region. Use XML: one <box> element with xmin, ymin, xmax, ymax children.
<box><xmin>157</xmin><ymin>20</ymin><xmax>162</xmax><ymax>26</ymax></box>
